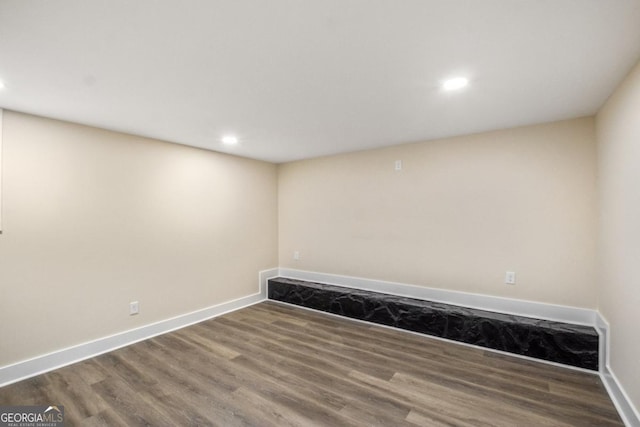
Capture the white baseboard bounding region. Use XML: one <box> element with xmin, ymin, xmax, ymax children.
<box><xmin>595</xmin><ymin>312</ymin><xmax>610</xmax><ymax>374</ymax></box>
<box><xmin>601</xmin><ymin>365</ymin><xmax>640</xmax><ymax>427</ymax></box>
<box><xmin>0</xmin><ymin>268</ymin><xmax>278</xmax><ymax>387</ymax></box>
<box><xmin>596</xmin><ymin>313</ymin><xmax>640</xmax><ymax>427</ymax></box>
<box><xmin>259</xmin><ymin>267</ymin><xmax>280</xmax><ymax>298</ymax></box>
<box><xmin>277</xmin><ymin>268</ymin><xmax>596</xmax><ymax>325</ymax></box>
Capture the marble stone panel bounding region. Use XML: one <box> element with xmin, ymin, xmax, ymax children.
<box><xmin>268</xmin><ymin>277</ymin><xmax>599</xmax><ymax>370</ymax></box>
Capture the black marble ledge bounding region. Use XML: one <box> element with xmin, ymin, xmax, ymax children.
<box><xmin>267</xmin><ymin>277</ymin><xmax>599</xmax><ymax>371</ymax></box>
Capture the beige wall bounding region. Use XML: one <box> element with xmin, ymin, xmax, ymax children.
<box><xmin>279</xmin><ymin>118</ymin><xmax>598</xmax><ymax>308</ymax></box>
<box><xmin>0</xmin><ymin>111</ymin><xmax>278</xmax><ymax>366</ymax></box>
<box><xmin>597</xmin><ymin>60</ymin><xmax>640</xmax><ymax>409</ymax></box>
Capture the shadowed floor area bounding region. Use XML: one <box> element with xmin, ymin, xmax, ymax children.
<box><xmin>0</xmin><ymin>301</ymin><xmax>623</xmax><ymax>426</ymax></box>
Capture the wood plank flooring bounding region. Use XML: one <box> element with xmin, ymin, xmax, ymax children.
<box><xmin>0</xmin><ymin>301</ymin><xmax>624</xmax><ymax>426</ymax></box>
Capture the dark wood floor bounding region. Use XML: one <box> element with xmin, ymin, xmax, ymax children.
<box><xmin>0</xmin><ymin>301</ymin><xmax>623</xmax><ymax>426</ymax></box>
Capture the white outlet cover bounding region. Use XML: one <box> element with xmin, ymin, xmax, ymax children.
<box><xmin>505</xmin><ymin>271</ymin><xmax>516</xmax><ymax>285</ymax></box>
<box><xmin>129</xmin><ymin>301</ymin><xmax>139</xmax><ymax>315</ymax></box>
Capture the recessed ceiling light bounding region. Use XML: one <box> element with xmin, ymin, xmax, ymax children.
<box><xmin>0</xmin><ymin>80</ymin><xmax>5</xmax><ymax>89</ymax></box>
<box><xmin>442</xmin><ymin>77</ymin><xmax>469</xmax><ymax>91</ymax></box>
<box><xmin>221</xmin><ymin>135</ymin><xmax>238</xmax><ymax>145</ymax></box>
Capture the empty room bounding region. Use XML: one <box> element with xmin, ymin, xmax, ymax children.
<box><xmin>1</xmin><ymin>1</ymin><xmax>639</xmax><ymax>426</ymax></box>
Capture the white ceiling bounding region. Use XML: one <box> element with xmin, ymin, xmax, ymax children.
<box><xmin>1</xmin><ymin>1</ymin><xmax>639</xmax><ymax>163</ymax></box>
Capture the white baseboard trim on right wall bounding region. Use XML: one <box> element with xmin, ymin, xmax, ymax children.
<box><xmin>596</xmin><ymin>313</ymin><xmax>640</xmax><ymax>427</ymax></box>
<box><xmin>601</xmin><ymin>367</ymin><xmax>640</xmax><ymax>427</ymax></box>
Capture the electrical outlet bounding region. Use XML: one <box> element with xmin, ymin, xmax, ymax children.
<box><xmin>129</xmin><ymin>301</ymin><xmax>139</xmax><ymax>315</ymax></box>
<box><xmin>293</xmin><ymin>251</ymin><xmax>300</xmax><ymax>260</ymax></box>
<box><xmin>505</xmin><ymin>271</ymin><xmax>516</xmax><ymax>285</ymax></box>
<box><xmin>395</xmin><ymin>160</ymin><xmax>402</xmax><ymax>171</ymax></box>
